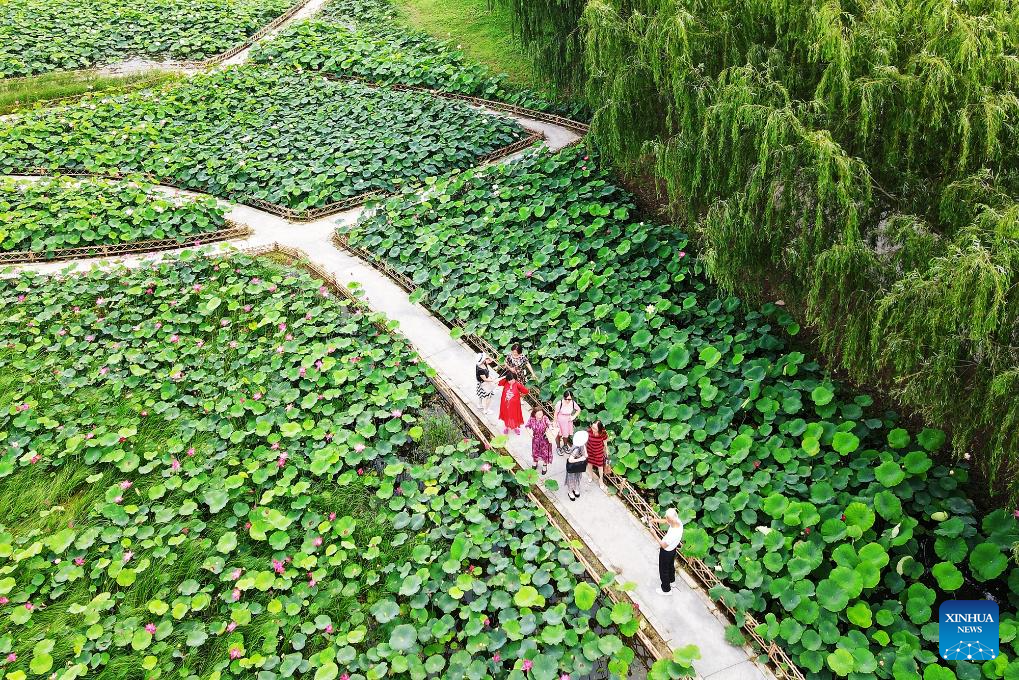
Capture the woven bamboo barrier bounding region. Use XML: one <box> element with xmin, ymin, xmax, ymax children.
<box><xmin>0</xmin><ymin>222</ymin><xmax>250</xmax><ymax>265</ymax></box>
<box><xmin>332</xmin><ymin>232</ymin><xmax>806</xmax><ymax>679</ymax></box>
<box><xmin>243</xmin><ymin>243</ymin><xmax>669</xmax><ymax>673</ymax></box>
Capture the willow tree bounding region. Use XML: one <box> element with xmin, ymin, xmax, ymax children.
<box><xmin>501</xmin><ymin>0</ymin><xmax>1019</xmax><ymax>496</ymax></box>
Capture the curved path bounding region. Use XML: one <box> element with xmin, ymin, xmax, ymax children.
<box><xmin>2</xmin><ymin>149</ymin><xmax>771</xmax><ymax>680</ymax></box>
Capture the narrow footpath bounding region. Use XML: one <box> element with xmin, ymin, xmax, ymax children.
<box><xmin>3</xmin><ymin>117</ymin><xmax>770</xmax><ymax>679</ymax></box>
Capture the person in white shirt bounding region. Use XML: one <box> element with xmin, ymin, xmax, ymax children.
<box><xmin>648</xmin><ymin>508</ymin><xmax>684</xmax><ymax>593</ymax></box>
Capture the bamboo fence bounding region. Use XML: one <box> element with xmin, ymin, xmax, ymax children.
<box><xmin>332</xmin><ymin>232</ymin><xmax>805</xmax><ymax>680</ymax></box>
<box><xmin>0</xmin><ymin>223</ymin><xmax>249</xmax><ymax>265</ymax></box>
<box><xmin>243</xmin><ymin>243</ymin><xmax>672</xmax><ymax>674</ymax></box>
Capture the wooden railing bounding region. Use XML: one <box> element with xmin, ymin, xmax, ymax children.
<box><xmin>0</xmin><ymin>222</ymin><xmax>250</xmax><ymax>264</ymax></box>
<box><xmin>241</xmin><ymin>243</ymin><xmax>671</xmax><ymax>674</ymax></box>
<box><xmin>332</xmin><ymin>231</ymin><xmax>805</xmax><ymax>680</ymax></box>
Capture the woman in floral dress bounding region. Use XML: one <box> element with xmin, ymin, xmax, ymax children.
<box><xmin>525</xmin><ymin>406</ymin><xmax>553</xmax><ymax>474</ymax></box>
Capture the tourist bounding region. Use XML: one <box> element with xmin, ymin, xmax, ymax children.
<box><xmin>498</xmin><ymin>369</ymin><xmax>529</xmax><ymax>435</ymax></box>
<box><xmin>504</xmin><ymin>343</ymin><xmax>537</xmax><ymax>382</ymax></box>
<box><xmin>565</xmin><ymin>430</ymin><xmax>588</xmax><ymax>501</ymax></box>
<box><xmin>475</xmin><ymin>353</ymin><xmax>499</xmax><ymax>413</ymax></box>
<box><xmin>647</xmin><ymin>509</ymin><xmax>684</xmax><ymax>594</ymax></box>
<box><xmin>525</xmin><ymin>406</ymin><xmax>553</xmax><ymax>475</ymax></box>
<box><xmin>585</xmin><ymin>419</ymin><xmax>609</xmax><ymax>489</ymax></box>
<box><xmin>553</xmin><ymin>391</ymin><xmax>580</xmax><ymax>454</ymax></box>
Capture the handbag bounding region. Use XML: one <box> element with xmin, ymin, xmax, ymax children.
<box><xmin>566</xmin><ymin>459</ymin><xmax>586</xmax><ymax>473</ymax></box>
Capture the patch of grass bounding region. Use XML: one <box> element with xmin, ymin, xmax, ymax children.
<box><xmin>390</xmin><ymin>0</ymin><xmax>538</xmax><ymax>87</ymax></box>
<box><xmin>0</xmin><ymin>69</ymin><xmax>179</xmax><ymax>115</ymax></box>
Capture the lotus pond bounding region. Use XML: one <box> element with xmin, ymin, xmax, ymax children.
<box><xmin>0</xmin><ymin>66</ymin><xmax>526</xmax><ymax>210</ymax></box>
<box><xmin>0</xmin><ymin>253</ymin><xmax>638</xmax><ymax>679</ymax></box>
<box><xmin>0</xmin><ymin>0</ymin><xmax>293</xmax><ymax>78</ymax></box>
<box><xmin>0</xmin><ymin>177</ymin><xmax>228</xmax><ymax>253</ymax></box>
<box><xmin>249</xmin><ymin>0</ymin><xmax>577</xmax><ymax>115</ymax></box>
<box><xmin>344</xmin><ymin>147</ymin><xmax>1019</xmax><ymax>679</ymax></box>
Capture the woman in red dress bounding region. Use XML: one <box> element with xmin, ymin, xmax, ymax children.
<box><xmin>586</xmin><ymin>420</ymin><xmax>610</xmax><ymax>490</ymax></box>
<box><xmin>498</xmin><ymin>370</ymin><xmax>529</xmax><ymax>435</ymax></box>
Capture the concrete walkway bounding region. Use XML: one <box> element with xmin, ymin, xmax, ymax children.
<box><xmin>2</xmin><ymin>157</ymin><xmax>768</xmax><ymax>680</ymax></box>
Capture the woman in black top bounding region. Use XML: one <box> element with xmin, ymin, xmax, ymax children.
<box><xmin>475</xmin><ymin>353</ymin><xmax>499</xmax><ymax>413</ymax></box>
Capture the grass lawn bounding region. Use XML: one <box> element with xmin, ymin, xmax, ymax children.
<box><xmin>390</xmin><ymin>0</ymin><xmax>538</xmax><ymax>87</ymax></box>
<box><xmin>0</xmin><ymin>69</ymin><xmax>179</xmax><ymax>115</ymax></box>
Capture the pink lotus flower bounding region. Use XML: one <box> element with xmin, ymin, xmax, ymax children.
<box><xmin>145</xmin><ymin>623</ymin><xmax>156</xmax><ymax>634</ymax></box>
<box><xmin>74</xmin><ymin>557</ymin><xmax>85</xmax><ymax>566</ymax></box>
<box><xmin>96</xmin><ymin>297</ymin><xmax>106</xmax><ymax>306</ymax></box>
<box><xmin>221</xmin><ymin>319</ymin><xmax>230</xmax><ymax>326</ymax></box>
<box><xmin>187</xmin><ymin>447</ymin><xmax>196</xmax><ymax>457</ymax></box>
<box><xmin>154</xmin><ymin>322</ymin><xmax>162</xmax><ymax>329</ymax></box>
<box><xmin>272</xmin><ymin>559</ymin><xmax>285</xmax><ymax>574</ymax></box>
<box><xmin>24</xmin><ymin>602</ymin><xmax>34</xmax><ymax>611</ymax></box>
<box><xmin>277</xmin><ymin>454</ymin><xmax>287</xmax><ymax>468</ymax></box>
<box><xmin>481</xmin><ymin>463</ymin><xmax>491</xmax><ymax>472</ymax></box>
<box><xmin>99</xmin><ymin>367</ymin><xmax>109</xmax><ymax>375</ymax></box>
<box><xmin>169</xmin><ymin>335</ymin><xmax>179</xmax><ymax>343</ymax></box>
<box><xmin>315</xmin><ymin>360</ymin><xmax>324</xmax><ymax>370</ymax></box>
<box><xmin>357</xmin><ymin>468</ymin><xmax>364</xmax><ymax>475</ymax></box>
<box><xmin>193</xmin><ymin>284</ymin><xmax>202</xmax><ymax>292</ymax></box>
<box><xmin>312</xmin><ymin>537</ymin><xmax>323</xmax><ymax>547</ymax></box>
<box><xmin>5</xmin><ymin>653</ymin><xmax>16</xmax><ymax>663</ymax></box>
<box><xmin>253</xmin><ymin>393</ymin><xmax>262</xmax><ymax>401</ymax></box>
<box><xmin>232</xmin><ymin>568</ymin><xmax>243</xmax><ymax>579</ymax></box>
<box><xmin>232</xmin><ymin>588</ymin><xmax>241</xmax><ymax>601</ymax></box>
<box><xmin>483</xmin><ymin>617</ymin><xmax>490</xmax><ymax>626</ymax></box>
<box><xmin>123</xmin><ymin>551</ymin><xmax>133</xmax><ymax>562</ymax></box>
<box><xmin>141</xmin><ymin>410</ymin><xmax>148</xmax><ymax>417</ymax></box>
<box><xmin>171</xmin><ymin>458</ymin><xmax>181</xmax><ymax>471</ymax></box>
<box><xmin>85</xmin><ymin>335</ymin><xmax>95</xmax><ymax>342</ymax></box>
<box><xmin>229</xmin><ymin>647</ymin><xmax>242</xmax><ymax>660</ymax></box>
<box><xmin>268</xmin><ymin>284</ymin><xmax>278</xmax><ymax>293</ymax></box>
<box><xmin>30</xmin><ymin>454</ymin><xmax>41</xmax><ymax>464</ymax></box>
<box><xmin>278</xmin><ymin>323</ymin><xmax>287</xmax><ymax>331</ymax></box>
<box><xmin>493</xmin><ymin>653</ymin><xmax>500</xmax><ymax>663</ymax></box>
<box><xmin>244</xmin><ymin>305</ymin><xmax>252</xmax><ymax>312</ymax></box>
<box><xmin>391</xmin><ymin>409</ymin><xmax>403</xmax><ymax>418</ymax></box>
<box><xmin>16</xmin><ymin>403</ymin><xmax>29</xmax><ymax>412</ymax></box>
<box><xmin>329</xmin><ymin>512</ymin><xmax>336</xmax><ymax>521</ymax></box>
<box><xmin>299</xmin><ymin>367</ymin><xmax>306</xmax><ymax>377</ymax></box>
<box><xmin>16</xmin><ymin>295</ymin><xmax>24</xmax><ymax>302</ymax></box>
<box><xmin>113</xmin><ymin>495</ymin><xmax>123</xmax><ymax>504</ymax></box>
<box><xmin>229</xmin><ymin>341</ymin><xmax>238</xmax><ymax>349</ymax></box>
<box><xmin>120</xmin><ymin>480</ymin><xmax>132</xmax><ymax>490</ymax></box>
<box><xmin>305</xmin><ymin>312</ymin><xmax>313</xmax><ymax>320</ymax></box>
<box><xmin>0</xmin><ymin>597</ymin><xmax>7</xmax><ymax>605</ymax></box>
<box><xmin>678</xmin><ymin>251</ymin><xmax>687</xmax><ymax>258</ymax></box>
<box><xmin>340</xmin><ymin>675</ymin><xmax>349</xmax><ymax>680</ymax></box>
<box><xmin>525</xmin><ymin>271</ymin><xmax>533</xmax><ymax>278</ymax></box>
<box><xmin>271</xmin><ymin>442</ymin><xmax>281</xmax><ymax>451</ymax></box>
<box><xmin>561</xmin><ymin>675</ymin><xmax>571</xmax><ymax>680</ymax></box>
<box><xmin>353</xmin><ymin>443</ymin><xmax>365</xmax><ymax>453</ymax></box>
<box><xmin>227</xmin><ymin>622</ymin><xmax>237</xmax><ymax>632</ymax></box>
<box><xmin>324</xmin><ymin>623</ymin><xmax>333</xmax><ymax>633</ymax></box>
<box><xmin>523</xmin><ymin>660</ymin><xmax>533</xmax><ymax>672</ymax></box>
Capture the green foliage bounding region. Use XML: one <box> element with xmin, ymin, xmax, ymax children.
<box><xmin>0</xmin><ymin>176</ymin><xmax>226</xmax><ymax>252</ymax></box>
<box><xmin>0</xmin><ymin>253</ymin><xmax>633</xmax><ymax>678</ymax></box>
<box><xmin>0</xmin><ymin>65</ymin><xmax>525</xmax><ymax>210</ymax></box>
<box><xmin>0</xmin><ymin>0</ymin><xmax>292</xmax><ymax>77</ymax></box>
<box><xmin>498</xmin><ymin>0</ymin><xmax>1019</xmax><ymax>496</ymax></box>
<box><xmin>345</xmin><ymin>146</ymin><xmax>1019</xmax><ymax>677</ymax></box>
<box><xmin>0</xmin><ymin>69</ymin><xmax>179</xmax><ymax>115</ymax></box>
<box><xmin>250</xmin><ymin>0</ymin><xmax>583</xmax><ymax>116</ymax></box>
